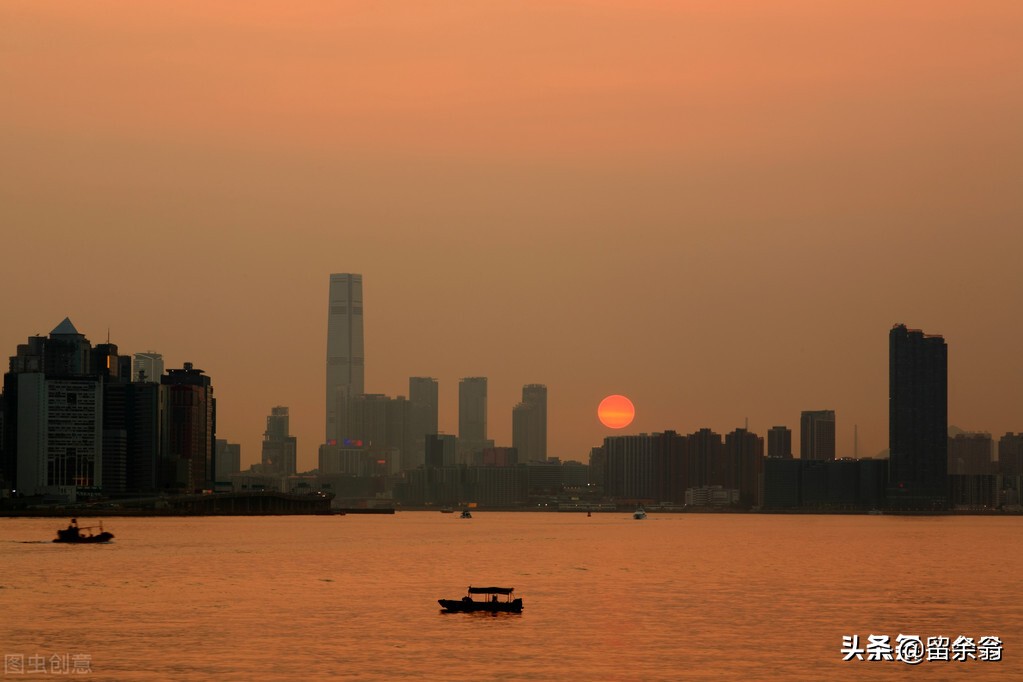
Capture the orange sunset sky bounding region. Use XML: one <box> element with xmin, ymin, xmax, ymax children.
<box><xmin>2</xmin><ymin>1</ymin><xmax>1021</xmax><ymax>471</ymax></box>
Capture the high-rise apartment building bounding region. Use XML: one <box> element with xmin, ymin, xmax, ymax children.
<box><xmin>261</xmin><ymin>406</ymin><xmax>297</xmax><ymax>476</ymax></box>
<box><xmin>725</xmin><ymin>427</ymin><xmax>764</xmax><ymax>507</ymax></box>
<box><xmin>800</xmin><ymin>410</ymin><xmax>836</xmax><ymax>460</ymax></box>
<box><xmin>888</xmin><ymin>324</ymin><xmax>948</xmax><ymax>509</ymax></box>
<box><xmin>408</xmin><ymin>377</ymin><xmax>439</xmax><ymax>470</ymax></box>
<box><xmin>512</xmin><ymin>384</ymin><xmax>548</xmax><ymax>463</ymax></box>
<box><xmin>458</xmin><ymin>377</ymin><xmax>488</xmax><ymax>459</ymax></box>
<box><xmin>948</xmin><ymin>432</ymin><xmax>993</xmax><ymax>475</ymax></box>
<box><xmin>326</xmin><ymin>273</ymin><xmax>364</xmax><ymax>442</ymax></box>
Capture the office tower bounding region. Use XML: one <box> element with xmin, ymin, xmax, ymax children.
<box><xmin>800</xmin><ymin>410</ymin><xmax>836</xmax><ymax>460</ymax></box>
<box><xmin>6</xmin><ymin>319</ymin><xmax>104</xmax><ymax>496</ymax></box>
<box><xmin>261</xmin><ymin>406</ymin><xmax>297</xmax><ymax>476</ymax></box>
<box><xmin>132</xmin><ymin>352</ymin><xmax>164</xmax><ymax>383</ymax></box>
<box><xmin>215</xmin><ymin>439</ymin><xmax>242</xmax><ymax>478</ymax></box>
<box><xmin>512</xmin><ymin>384</ymin><xmax>548</xmax><ymax>463</ymax></box>
<box><xmin>161</xmin><ymin>362</ymin><xmax>216</xmax><ymax>492</ymax></box>
<box><xmin>409</xmin><ymin>377</ymin><xmax>439</xmax><ymax>469</ymax></box>
<box><xmin>458</xmin><ymin>377</ymin><xmax>488</xmax><ymax>459</ymax></box>
<box><xmin>326</xmin><ymin>273</ymin><xmax>365</xmax><ymax>442</ymax></box>
<box><xmin>124</xmin><ymin>381</ymin><xmax>162</xmax><ymax>491</ymax></box>
<box><xmin>767</xmin><ymin>426</ymin><xmax>792</xmax><ymax>458</ymax></box>
<box><xmin>888</xmin><ymin>324</ymin><xmax>948</xmax><ymax>509</ymax></box>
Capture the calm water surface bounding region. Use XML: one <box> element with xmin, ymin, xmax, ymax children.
<box><xmin>2</xmin><ymin>513</ymin><xmax>1020</xmax><ymax>680</ymax></box>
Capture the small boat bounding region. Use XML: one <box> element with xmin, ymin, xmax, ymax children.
<box><xmin>460</xmin><ymin>509</ymin><xmax>472</xmax><ymax>519</ymax></box>
<box><xmin>439</xmin><ymin>587</ymin><xmax>523</xmax><ymax>613</ymax></box>
<box><xmin>53</xmin><ymin>519</ymin><xmax>114</xmax><ymax>544</ymax></box>
<box><xmin>633</xmin><ymin>508</ymin><xmax>647</xmax><ymax>520</ymax></box>
<box><xmin>440</xmin><ymin>507</ymin><xmax>454</xmax><ymax>514</ymax></box>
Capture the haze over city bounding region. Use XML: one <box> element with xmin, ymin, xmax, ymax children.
<box><xmin>2</xmin><ymin>1</ymin><xmax>1022</xmax><ymax>472</ymax></box>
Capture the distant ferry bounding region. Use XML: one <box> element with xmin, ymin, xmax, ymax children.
<box><xmin>633</xmin><ymin>508</ymin><xmax>647</xmax><ymax>520</ymax></box>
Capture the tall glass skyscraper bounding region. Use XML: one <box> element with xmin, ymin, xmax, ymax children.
<box><xmin>512</xmin><ymin>383</ymin><xmax>547</xmax><ymax>462</ymax></box>
<box><xmin>326</xmin><ymin>274</ymin><xmax>364</xmax><ymax>442</ymax></box>
<box><xmin>888</xmin><ymin>323</ymin><xmax>948</xmax><ymax>510</ymax></box>
<box><xmin>458</xmin><ymin>377</ymin><xmax>488</xmax><ymax>452</ymax></box>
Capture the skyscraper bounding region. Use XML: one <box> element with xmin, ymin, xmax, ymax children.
<box><xmin>408</xmin><ymin>377</ymin><xmax>439</xmax><ymax>469</ymax></box>
<box><xmin>800</xmin><ymin>410</ymin><xmax>836</xmax><ymax>460</ymax></box>
<box><xmin>6</xmin><ymin>319</ymin><xmax>104</xmax><ymax>496</ymax></box>
<box><xmin>458</xmin><ymin>377</ymin><xmax>488</xmax><ymax>458</ymax></box>
<box><xmin>512</xmin><ymin>384</ymin><xmax>547</xmax><ymax>462</ymax></box>
<box><xmin>326</xmin><ymin>273</ymin><xmax>364</xmax><ymax>442</ymax></box>
<box><xmin>261</xmin><ymin>406</ymin><xmax>297</xmax><ymax>476</ymax></box>
<box><xmin>161</xmin><ymin>362</ymin><xmax>216</xmax><ymax>492</ymax></box>
<box><xmin>888</xmin><ymin>324</ymin><xmax>948</xmax><ymax>509</ymax></box>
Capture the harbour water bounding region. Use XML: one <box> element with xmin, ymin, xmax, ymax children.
<box><xmin>2</xmin><ymin>513</ymin><xmax>1020</xmax><ymax>680</ymax></box>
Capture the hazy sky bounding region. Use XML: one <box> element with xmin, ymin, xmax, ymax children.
<box><xmin>2</xmin><ymin>1</ymin><xmax>1021</xmax><ymax>471</ymax></box>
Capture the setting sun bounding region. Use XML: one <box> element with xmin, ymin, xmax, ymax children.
<box><xmin>597</xmin><ymin>394</ymin><xmax>635</xmax><ymax>429</ymax></box>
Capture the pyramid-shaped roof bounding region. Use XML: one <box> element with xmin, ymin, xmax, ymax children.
<box><xmin>50</xmin><ymin>317</ymin><xmax>80</xmax><ymax>336</ymax></box>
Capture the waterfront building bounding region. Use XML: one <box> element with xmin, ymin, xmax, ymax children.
<box><xmin>161</xmin><ymin>362</ymin><xmax>216</xmax><ymax>492</ymax></box>
<box><xmin>6</xmin><ymin>319</ymin><xmax>104</xmax><ymax>497</ymax></box>
<box><xmin>888</xmin><ymin>324</ymin><xmax>948</xmax><ymax>509</ymax></box>
<box><xmin>604</xmin><ymin>431</ymin><xmax>688</xmax><ymax>504</ymax></box>
<box><xmin>761</xmin><ymin>458</ymin><xmax>801</xmax><ymax>508</ymax></box>
<box><xmin>858</xmin><ymin>458</ymin><xmax>888</xmax><ymax>509</ymax></box>
<box><xmin>800</xmin><ymin>410</ymin><xmax>836</xmax><ymax>460</ymax></box>
<box><xmin>326</xmin><ymin>273</ymin><xmax>365</xmax><ymax>442</ymax></box>
<box><xmin>685</xmin><ymin>485</ymin><xmax>740</xmax><ymax>507</ymax></box>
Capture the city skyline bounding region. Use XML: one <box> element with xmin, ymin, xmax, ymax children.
<box><xmin>2</xmin><ymin>2</ymin><xmax>1022</xmax><ymax>472</ymax></box>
